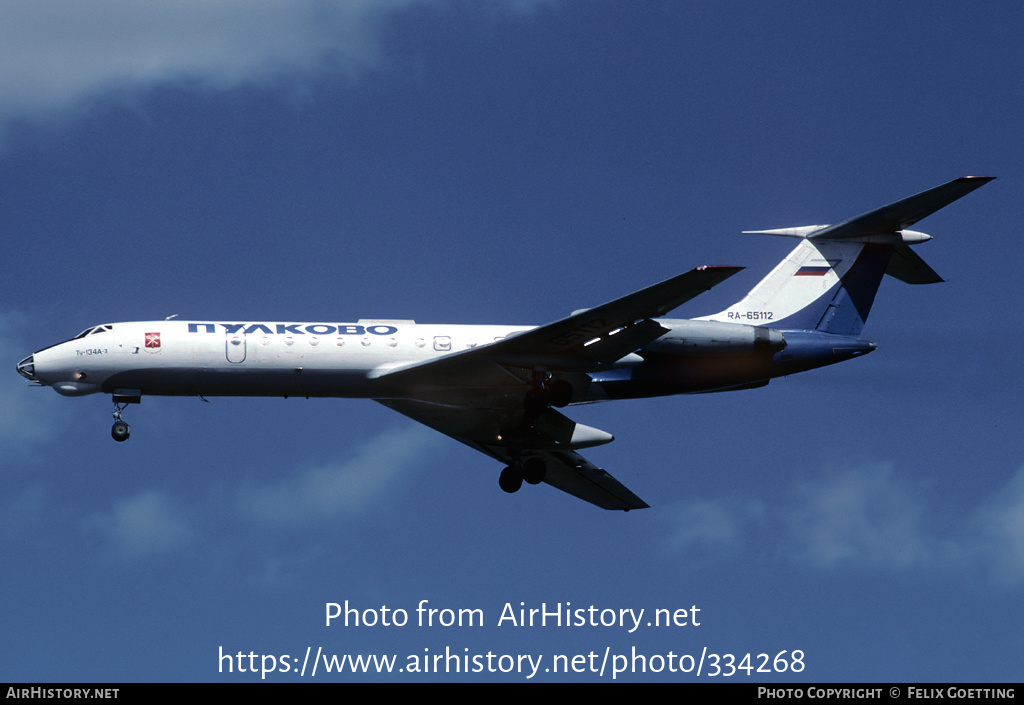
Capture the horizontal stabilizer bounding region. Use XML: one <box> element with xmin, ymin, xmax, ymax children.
<box><xmin>743</xmin><ymin>225</ymin><xmax>829</xmax><ymax>238</ymax></box>
<box><xmin>808</xmin><ymin>176</ymin><xmax>995</xmax><ymax>241</ymax></box>
<box><xmin>745</xmin><ymin>177</ymin><xmax>995</xmax><ymax>243</ymax></box>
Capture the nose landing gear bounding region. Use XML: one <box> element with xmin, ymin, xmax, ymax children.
<box><xmin>111</xmin><ymin>401</ymin><xmax>131</xmax><ymax>442</ymax></box>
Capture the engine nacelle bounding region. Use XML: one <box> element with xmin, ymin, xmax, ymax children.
<box><xmin>643</xmin><ymin>319</ymin><xmax>786</xmax><ymax>355</ymax></box>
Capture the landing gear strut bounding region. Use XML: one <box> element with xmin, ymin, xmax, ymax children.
<box><xmin>111</xmin><ymin>401</ymin><xmax>131</xmax><ymax>442</ymax></box>
<box><xmin>524</xmin><ymin>374</ymin><xmax>574</xmax><ymax>414</ymax></box>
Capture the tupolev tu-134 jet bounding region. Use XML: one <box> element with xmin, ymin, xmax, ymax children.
<box><xmin>17</xmin><ymin>177</ymin><xmax>993</xmax><ymax>510</ymax></box>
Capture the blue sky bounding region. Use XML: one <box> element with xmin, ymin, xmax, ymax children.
<box><xmin>2</xmin><ymin>1</ymin><xmax>1022</xmax><ymax>683</ymax></box>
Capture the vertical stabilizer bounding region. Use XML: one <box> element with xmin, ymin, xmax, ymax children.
<box><xmin>698</xmin><ymin>176</ymin><xmax>994</xmax><ymax>335</ymax></box>
<box><xmin>699</xmin><ymin>239</ymin><xmax>887</xmax><ymax>335</ymax></box>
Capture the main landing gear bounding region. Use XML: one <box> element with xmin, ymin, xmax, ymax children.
<box><xmin>499</xmin><ymin>374</ymin><xmax>572</xmax><ymax>495</ymax></box>
<box><xmin>111</xmin><ymin>401</ymin><xmax>131</xmax><ymax>442</ymax></box>
<box><xmin>499</xmin><ymin>457</ymin><xmax>547</xmax><ymax>494</ymax></box>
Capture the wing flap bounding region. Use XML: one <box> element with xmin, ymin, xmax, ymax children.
<box><xmin>528</xmin><ymin>449</ymin><xmax>649</xmax><ymax>510</ymax></box>
<box><xmin>573</xmin><ymin>317</ymin><xmax>668</xmax><ymax>366</ymax></box>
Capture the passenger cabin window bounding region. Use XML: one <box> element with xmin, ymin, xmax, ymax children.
<box><xmin>433</xmin><ymin>336</ymin><xmax>451</xmax><ymax>352</ymax></box>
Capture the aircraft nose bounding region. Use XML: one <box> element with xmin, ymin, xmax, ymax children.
<box><xmin>17</xmin><ymin>355</ymin><xmax>36</xmax><ymax>381</ymax></box>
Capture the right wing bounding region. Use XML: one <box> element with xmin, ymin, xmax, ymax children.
<box><xmin>368</xmin><ymin>266</ymin><xmax>743</xmax><ymax>510</ymax></box>
<box><xmin>377</xmin><ymin>399</ymin><xmax>649</xmax><ymax>510</ymax></box>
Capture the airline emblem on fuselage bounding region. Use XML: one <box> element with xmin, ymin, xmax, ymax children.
<box><xmin>186</xmin><ymin>323</ymin><xmax>400</xmax><ymax>336</ymax></box>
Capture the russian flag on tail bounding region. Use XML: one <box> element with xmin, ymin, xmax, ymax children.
<box><xmin>794</xmin><ymin>265</ymin><xmax>830</xmax><ymax>276</ymax></box>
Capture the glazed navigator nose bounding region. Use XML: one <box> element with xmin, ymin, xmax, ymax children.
<box><xmin>16</xmin><ymin>355</ymin><xmax>35</xmax><ymax>381</ymax></box>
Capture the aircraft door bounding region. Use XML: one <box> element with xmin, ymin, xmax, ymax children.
<box><xmin>226</xmin><ymin>332</ymin><xmax>247</xmax><ymax>363</ymax></box>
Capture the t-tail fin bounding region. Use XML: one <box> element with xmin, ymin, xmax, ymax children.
<box><xmin>700</xmin><ymin>238</ymin><xmax>889</xmax><ymax>335</ymax></box>
<box><xmin>699</xmin><ymin>176</ymin><xmax>995</xmax><ymax>335</ymax></box>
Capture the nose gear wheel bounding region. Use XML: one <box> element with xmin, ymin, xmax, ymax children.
<box><xmin>111</xmin><ymin>401</ymin><xmax>131</xmax><ymax>442</ymax></box>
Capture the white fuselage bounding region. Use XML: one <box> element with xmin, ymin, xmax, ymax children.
<box><xmin>28</xmin><ymin>319</ymin><xmax>534</xmax><ymax>399</ymax></box>
<box><xmin>23</xmin><ymin>315</ymin><xmax>858</xmax><ymax>406</ymax></box>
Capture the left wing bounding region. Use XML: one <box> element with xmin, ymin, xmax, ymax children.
<box><xmin>370</xmin><ymin>265</ymin><xmax>742</xmax><ymax>510</ymax></box>
<box><xmin>371</xmin><ymin>265</ymin><xmax>742</xmax><ymax>385</ymax></box>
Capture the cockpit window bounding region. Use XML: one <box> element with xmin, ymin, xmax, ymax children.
<box><xmin>71</xmin><ymin>324</ymin><xmax>113</xmax><ymax>340</ymax></box>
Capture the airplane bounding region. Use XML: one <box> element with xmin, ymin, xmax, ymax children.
<box><xmin>17</xmin><ymin>176</ymin><xmax>993</xmax><ymax>511</ymax></box>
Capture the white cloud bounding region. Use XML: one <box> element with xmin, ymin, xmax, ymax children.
<box><xmin>662</xmin><ymin>461</ymin><xmax>1024</xmax><ymax>585</ymax></box>
<box><xmin>0</xmin><ymin>1</ymin><xmax>380</xmax><ymax>123</ymax></box>
<box><xmin>236</xmin><ymin>424</ymin><xmax>441</xmax><ymax>525</ymax></box>
<box><xmin>0</xmin><ymin>0</ymin><xmax>551</xmax><ymax>131</ymax></box>
<box><xmin>964</xmin><ymin>468</ymin><xmax>1024</xmax><ymax>585</ymax></box>
<box><xmin>785</xmin><ymin>463</ymin><xmax>933</xmax><ymax>570</ymax></box>
<box><xmin>664</xmin><ymin>497</ymin><xmax>761</xmax><ymax>554</ymax></box>
<box><xmin>88</xmin><ymin>490</ymin><xmax>195</xmax><ymax>556</ymax></box>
